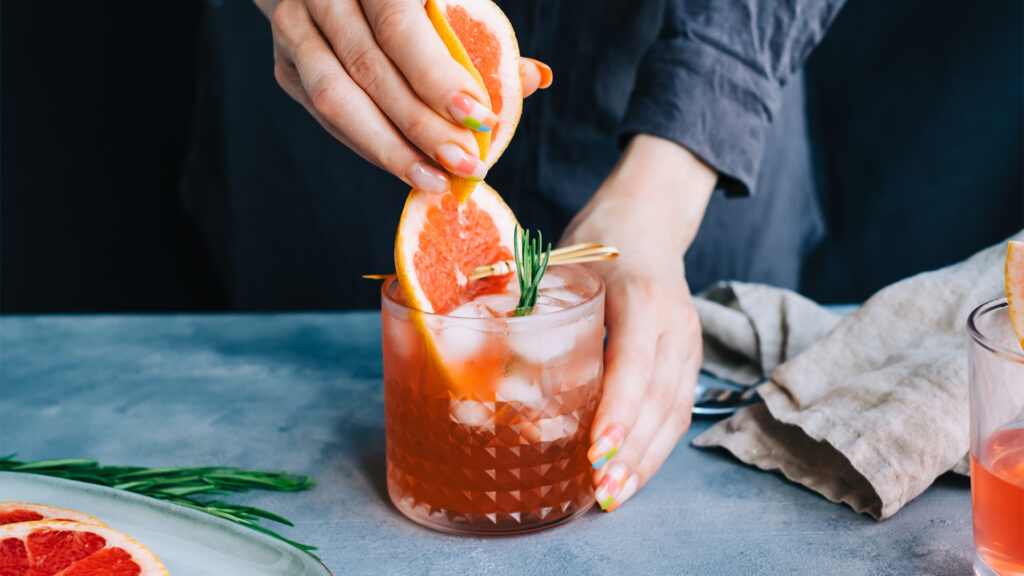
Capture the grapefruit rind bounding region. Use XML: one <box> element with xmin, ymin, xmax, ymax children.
<box><xmin>1006</xmin><ymin>240</ymin><xmax>1024</xmax><ymax>351</ymax></box>
<box><xmin>0</xmin><ymin>501</ymin><xmax>107</xmax><ymax>527</ymax></box>
<box><xmin>1</xmin><ymin>520</ymin><xmax>169</xmax><ymax>576</ymax></box>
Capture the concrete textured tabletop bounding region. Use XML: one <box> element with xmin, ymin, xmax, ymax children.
<box><xmin>0</xmin><ymin>313</ymin><xmax>973</xmax><ymax>575</ymax></box>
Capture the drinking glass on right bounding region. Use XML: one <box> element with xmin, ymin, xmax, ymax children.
<box><xmin>968</xmin><ymin>297</ymin><xmax>1024</xmax><ymax>576</ymax></box>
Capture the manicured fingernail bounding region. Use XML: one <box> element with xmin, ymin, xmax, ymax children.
<box><xmin>595</xmin><ymin>463</ymin><xmax>628</xmax><ymax>511</ymax></box>
<box><xmin>588</xmin><ymin>424</ymin><xmax>624</xmax><ymax>469</ymax></box>
<box><xmin>437</xmin><ymin>143</ymin><xmax>487</xmax><ymax>181</ymax></box>
<box><xmin>522</xmin><ymin>58</ymin><xmax>553</xmax><ymax>89</ymax></box>
<box><xmin>605</xmin><ymin>474</ymin><xmax>638</xmax><ymax>512</ymax></box>
<box><xmin>448</xmin><ymin>93</ymin><xmax>496</xmax><ymax>133</ymax></box>
<box><xmin>407</xmin><ymin>161</ymin><xmax>450</xmax><ymax>194</ymax></box>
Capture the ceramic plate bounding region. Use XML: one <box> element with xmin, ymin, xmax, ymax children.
<box><xmin>0</xmin><ymin>472</ymin><xmax>332</xmax><ymax>576</ymax></box>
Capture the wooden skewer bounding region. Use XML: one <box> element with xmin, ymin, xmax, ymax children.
<box><xmin>362</xmin><ymin>242</ymin><xmax>619</xmax><ymax>281</ymax></box>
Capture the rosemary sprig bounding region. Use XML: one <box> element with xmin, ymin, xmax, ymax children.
<box><xmin>513</xmin><ymin>226</ymin><xmax>551</xmax><ymax>316</ymax></box>
<box><xmin>0</xmin><ymin>454</ymin><xmax>319</xmax><ymax>557</ymax></box>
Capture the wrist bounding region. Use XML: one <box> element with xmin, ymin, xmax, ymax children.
<box><xmin>597</xmin><ymin>134</ymin><xmax>716</xmax><ymax>254</ymax></box>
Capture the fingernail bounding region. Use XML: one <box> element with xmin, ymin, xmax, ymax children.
<box><xmin>595</xmin><ymin>463</ymin><xmax>628</xmax><ymax>511</ymax></box>
<box><xmin>448</xmin><ymin>93</ymin><xmax>496</xmax><ymax>133</ymax></box>
<box><xmin>587</xmin><ymin>424</ymin><xmax>624</xmax><ymax>469</ymax></box>
<box><xmin>523</xmin><ymin>58</ymin><xmax>553</xmax><ymax>89</ymax></box>
<box><xmin>605</xmin><ymin>474</ymin><xmax>639</xmax><ymax>512</ymax></box>
<box><xmin>437</xmin><ymin>143</ymin><xmax>487</xmax><ymax>181</ymax></box>
<box><xmin>407</xmin><ymin>161</ymin><xmax>450</xmax><ymax>194</ymax></box>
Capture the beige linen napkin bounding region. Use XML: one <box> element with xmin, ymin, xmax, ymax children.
<box><xmin>693</xmin><ymin>232</ymin><xmax>1023</xmax><ymax>520</ymax></box>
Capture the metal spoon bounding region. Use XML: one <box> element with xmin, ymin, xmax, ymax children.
<box><xmin>692</xmin><ymin>374</ymin><xmax>767</xmax><ymax>416</ymax></box>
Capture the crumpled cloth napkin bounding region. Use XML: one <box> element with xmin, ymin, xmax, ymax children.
<box><xmin>692</xmin><ymin>232</ymin><xmax>1022</xmax><ymax>520</ymax></box>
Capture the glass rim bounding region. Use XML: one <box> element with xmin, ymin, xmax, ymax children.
<box><xmin>380</xmin><ymin>263</ymin><xmax>605</xmax><ymax>326</ymax></box>
<box><xmin>967</xmin><ymin>297</ymin><xmax>1024</xmax><ymax>363</ymax></box>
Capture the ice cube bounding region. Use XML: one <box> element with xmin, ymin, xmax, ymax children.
<box><xmin>449</xmin><ymin>302</ymin><xmax>496</xmax><ymax>318</ymax></box>
<box><xmin>536</xmin><ymin>288</ymin><xmax>585</xmax><ymax>308</ymax></box>
<box><xmin>435</xmin><ymin>323</ymin><xmax>487</xmax><ymax>363</ymax></box>
<box><xmin>538</xmin><ymin>273</ymin><xmax>567</xmax><ymax>290</ymax></box>
<box><xmin>539</xmin><ymin>415</ymin><xmax>579</xmax><ymax>442</ymax></box>
<box><xmin>510</xmin><ymin>324</ymin><xmax>576</xmax><ymax>363</ymax></box>
<box><xmin>471</xmin><ymin>291</ymin><xmax>521</xmax><ymax>317</ymax></box>
<box><xmin>450</xmin><ymin>399</ymin><xmax>494</xmax><ymax>429</ymax></box>
<box><xmin>496</xmin><ymin>375</ymin><xmax>543</xmax><ymax>404</ymax></box>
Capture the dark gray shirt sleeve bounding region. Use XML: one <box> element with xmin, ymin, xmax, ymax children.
<box><xmin>618</xmin><ymin>0</ymin><xmax>847</xmax><ymax>196</ymax></box>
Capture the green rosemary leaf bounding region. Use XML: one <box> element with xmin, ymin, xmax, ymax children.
<box><xmin>0</xmin><ymin>455</ymin><xmax>318</xmax><ymax>558</ymax></box>
<box><xmin>8</xmin><ymin>458</ymin><xmax>98</xmax><ymax>470</ymax></box>
<box><xmin>513</xmin><ymin>226</ymin><xmax>552</xmax><ymax>316</ymax></box>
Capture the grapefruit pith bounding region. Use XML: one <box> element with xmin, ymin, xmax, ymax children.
<box><xmin>426</xmin><ymin>0</ymin><xmax>522</xmax><ymax>202</ymax></box>
<box><xmin>0</xmin><ymin>502</ymin><xmax>106</xmax><ymax>527</ymax></box>
<box><xmin>395</xmin><ymin>183</ymin><xmax>517</xmax><ymax>315</ymax></box>
<box><xmin>0</xmin><ymin>520</ymin><xmax>168</xmax><ymax>576</ymax></box>
<box><xmin>1006</xmin><ymin>240</ymin><xmax>1024</xmax><ymax>350</ymax></box>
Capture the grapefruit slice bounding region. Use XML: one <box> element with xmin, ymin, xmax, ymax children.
<box><xmin>395</xmin><ymin>183</ymin><xmax>517</xmax><ymax>315</ymax></box>
<box><xmin>426</xmin><ymin>0</ymin><xmax>522</xmax><ymax>202</ymax></box>
<box><xmin>1006</xmin><ymin>240</ymin><xmax>1024</xmax><ymax>350</ymax></box>
<box><xmin>0</xmin><ymin>502</ymin><xmax>106</xmax><ymax>527</ymax></box>
<box><xmin>0</xmin><ymin>520</ymin><xmax>168</xmax><ymax>576</ymax></box>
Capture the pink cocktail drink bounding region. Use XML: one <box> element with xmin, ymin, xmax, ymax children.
<box><xmin>968</xmin><ymin>298</ymin><xmax>1024</xmax><ymax>575</ymax></box>
<box><xmin>382</xmin><ymin>264</ymin><xmax>604</xmax><ymax>534</ymax></box>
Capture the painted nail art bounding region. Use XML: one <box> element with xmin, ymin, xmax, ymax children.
<box><xmin>605</xmin><ymin>474</ymin><xmax>639</xmax><ymax>512</ymax></box>
<box><xmin>587</xmin><ymin>424</ymin><xmax>624</xmax><ymax>469</ymax></box>
<box><xmin>595</xmin><ymin>463</ymin><xmax>628</xmax><ymax>511</ymax></box>
<box><xmin>448</xmin><ymin>93</ymin><xmax>496</xmax><ymax>133</ymax></box>
<box><xmin>522</xmin><ymin>58</ymin><xmax>553</xmax><ymax>89</ymax></box>
<box><xmin>406</xmin><ymin>161</ymin><xmax>450</xmax><ymax>194</ymax></box>
<box><xmin>436</xmin><ymin>143</ymin><xmax>487</xmax><ymax>182</ymax></box>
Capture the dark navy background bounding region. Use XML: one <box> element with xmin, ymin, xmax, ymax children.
<box><xmin>2</xmin><ymin>0</ymin><xmax>1020</xmax><ymax>312</ymax></box>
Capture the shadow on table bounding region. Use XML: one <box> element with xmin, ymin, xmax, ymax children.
<box><xmin>331</xmin><ymin>419</ymin><xmax>389</xmax><ymax>505</ymax></box>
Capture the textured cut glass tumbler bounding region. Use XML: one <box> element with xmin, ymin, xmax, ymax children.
<box><xmin>381</xmin><ymin>265</ymin><xmax>605</xmax><ymax>534</ymax></box>
<box><xmin>968</xmin><ymin>298</ymin><xmax>1024</xmax><ymax>576</ymax></box>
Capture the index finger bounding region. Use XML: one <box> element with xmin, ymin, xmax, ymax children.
<box><xmin>362</xmin><ymin>0</ymin><xmax>494</xmax><ymax>128</ymax></box>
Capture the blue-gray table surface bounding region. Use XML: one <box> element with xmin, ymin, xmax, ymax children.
<box><xmin>0</xmin><ymin>312</ymin><xmax>972</xmax><ymax>575</ymax></box>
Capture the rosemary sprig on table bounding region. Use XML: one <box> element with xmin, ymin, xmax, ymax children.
<box><xmin>0</xmin><ymin>455</ymin><xmax>319</xmax><ymax>556</ymax></box>
<box><xmin>513</xmin><ymin>226</ymin><xmax>551</xmax><ymax>316</ymax></box>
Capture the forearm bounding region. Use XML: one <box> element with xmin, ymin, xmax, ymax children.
<box><xmin>575</xmin><ymin>134</ymin><xmax>715</xmax><ymax>257</ymax></box>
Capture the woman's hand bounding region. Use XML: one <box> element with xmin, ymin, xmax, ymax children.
<box><xmin>253</xmin><ymin>0</ymin><xmax>550</xmax><ymax>194</ymax></box>
<box><xmin>560</xmin><ymin>134</ymin><xmax>716</xmax><ymax>512</ymax></box>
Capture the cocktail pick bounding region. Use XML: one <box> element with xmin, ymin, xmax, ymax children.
<box><xmin>362</xmin><ymin>242</ymin><xmax>619</xmax><ymax>281</ymax></box>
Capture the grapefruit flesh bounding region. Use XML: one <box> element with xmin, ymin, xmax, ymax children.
<box><xmin>1006</xmin><ymin>240</ymin><xmax>1024</xmax><ymax>350</ymax></box>
<box><xmin>0</xmin><ymin>502</ymin><xmax>106</xmax><ymax>527</ymax></box>
<box><xmin>395</xmin><ymin>183</ymin><xmax>517</xmax><ymax>314</ymax></box>
<box><xmin>425</xmin><ymin>0</ymin><xmax>521</xmax><ymax>202</ymax></box>
<box><xmin>0</xmin><ymin>520</ymin><xmax>168</xmax><ymax>576</ymax></box>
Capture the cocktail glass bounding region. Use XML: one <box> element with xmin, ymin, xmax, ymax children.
<box><xmin>968</xmin><ymin>297</ymin><xmax>1024</xmax><ymax>575</ymax></box>
<box><xmin>381</xmin><ymin>264</ymin><xmax>605</xmax><ymax>534</ymax></box>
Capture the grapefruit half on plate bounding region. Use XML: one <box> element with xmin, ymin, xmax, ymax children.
<box><xmin>0</xmin><ymin>520</ymin><xmax>168</xmax><ymax>576</ymax></box>
<box><xmin>426</xmin><ymin>0</ymin><xmax>522</xmax><ymax>202</ymax></box>
<box><xmin>0</xmin><ymin>501</ymin><xmax>106</xmax><ymax>527</ymax></box>
<box><xmin>1006</xmin><ymin>240</ymin><xmax>1024</xmax><ymax>350</ymax></box>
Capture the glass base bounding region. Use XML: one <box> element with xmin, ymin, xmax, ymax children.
<box><xmin>388</xmin><ymin>481</ymin><xmax>596</xmax><ymax>535</ymax></box>
<box><xmin>975</xmin><ymin>552</ymin><xmax>1021</xmax><ymax>576</ymax></box>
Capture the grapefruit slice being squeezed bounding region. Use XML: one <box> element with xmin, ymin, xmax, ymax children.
<box><xmin>1006</xmin><ymin>240</ymin><xmax>1024</xmax><ymax>350</ymax></box>
<box><xmin>0</xmin><ymin>502</ymin><xmax>106</xmax><ymax>527</ymax></box>
<box><xmin>395</xmin><ymin>183</ymin><xmax>517</xmax><ymax>315</ymax></box>
<box><xmin>0</xmin><ymin>520</ymin><xmax>168</xmax><ymax>576</ymax></box>
<box><xmin>426</xmin><ymin>0</ymin><xmax>522</xmax><ymax>202</ymax></box>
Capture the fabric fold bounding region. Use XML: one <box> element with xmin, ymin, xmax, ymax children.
<box><xmin>693</xmin><ymin>232</ymin><xmax>1022</xmax><ymax>519</ymax></box>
